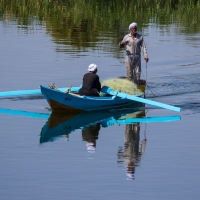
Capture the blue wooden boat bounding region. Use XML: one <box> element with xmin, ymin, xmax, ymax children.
<box><xmin>40</xmin><ymin>85</ymin><xmax>144</xmax><ymax>112</ymax></box>
<box><xmin>0</xmin><ymin>79</ymin><xmax>180</xmax><ymax>112</ymax></box>
<box><xmin>40</xmin><ymin>84</ymin><xmax>181</xmax><ymax>112</ymax></box>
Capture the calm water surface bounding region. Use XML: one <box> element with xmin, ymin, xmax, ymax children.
<box><xmin>0</xmin><ymin>6</ymin><xmax>200</xmax><ymax>200</ymax></box>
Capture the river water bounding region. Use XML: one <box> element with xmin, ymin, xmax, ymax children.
<box><xmin>0</xmin><ymin>3</ymin><xmax>200</xmax><ymax>200</ymax></box>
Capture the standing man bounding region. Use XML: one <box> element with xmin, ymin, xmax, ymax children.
<box><xmin>119</xmin><ymin>22</ymin><xmax>149</xmax><ymax>85</ymax></box>
<box><xmin>78</xmin><ymin>63</ymin><xmax>101</xmax><ymax>97</ymax></box>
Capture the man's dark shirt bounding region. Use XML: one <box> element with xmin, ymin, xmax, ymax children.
<box><xmin>82</xmin><ymin>123</ymin><xmax>100</xmax><ymax>142</ymax></box>
<box><xmin>78</xmin><ymin>72</ymin><xmax>101</xmax><ymax>97</ymax></box>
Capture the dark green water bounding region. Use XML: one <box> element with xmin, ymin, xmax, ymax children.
<box><xmin>0</xmin><ymin>1</ymin><xmax>200</xmax><ymax>200</ymax></box>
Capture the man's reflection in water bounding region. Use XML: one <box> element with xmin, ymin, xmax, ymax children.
<box><xmin>82</xmin><ymin>123</ymin><xmax>101</xmax><ymax>154</ymax></box>
<box><xmin>118</xmin><ymin>123</ymin><xmax>147</xmax><ymax>180</ymax></box>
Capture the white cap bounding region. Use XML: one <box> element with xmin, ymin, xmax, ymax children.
<box><xmin>88</xmin><ymin>63</ymin><xmax>98</xmax><ymax>72</ymax></box>
<box><xmin>86</xmin><ymin>142</ymin><xmax>96</xmax><ymax>151</ymax></box>
<box><xmin>129</xmin><ymin>22</ymin><xmax>138</xmax><ymax>30</ymax></box>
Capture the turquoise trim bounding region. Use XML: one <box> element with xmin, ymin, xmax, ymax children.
<box><xmin>101</xmin><ymin>86</ymin><xmax>181</xmax><ymax>112</ymax></box>
<box><xmin>0</xmin><ymin>86</ymin><xmax>81</xmax><ymax>97</ymax></box>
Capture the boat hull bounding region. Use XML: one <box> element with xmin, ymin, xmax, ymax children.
<box><xmin>40</xmin><ymin>86</ymin><xmax>144</xmax><ymax>112</ymax></box>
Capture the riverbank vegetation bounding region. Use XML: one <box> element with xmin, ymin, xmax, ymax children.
<box><xmin>0</xmin><ymin>0</ymin><xmax>199</xmax><ymax>49</ymax></box>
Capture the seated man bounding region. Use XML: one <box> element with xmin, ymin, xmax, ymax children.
<box><xmin>78</xmin><ymin>63</ymin><xmax>101</xmax><ymax>97</ymax></box>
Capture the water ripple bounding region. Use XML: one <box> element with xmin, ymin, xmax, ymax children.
<box><xmin>145</xmin><ymin>73</ymin><xmax>200</xmax><ymax>112</ymax></box>
<box><xmin>146</xmin><ymin>73</ymin><xmax>200</xmax><ymax>98</ymax></box>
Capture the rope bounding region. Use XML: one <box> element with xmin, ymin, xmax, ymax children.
<box><xmin>140</xmin><ymin>30</ymin><xmax>162</xmax><ymax>98</ymax></box>
<box><xmin>48</xmin><ymin>83</ymin><xmax>58</xmax><ymax>90</ymax></box>
<box><xmin>145</xmin><ymin>62</ymin><xmax>147</xmax><ymax>97</ymax></box>
<box><xmin>141</xmin><ymin>63</ymin><xmax>162</xmax><ymax>98</ymax></box>
<box><xmin>144</xmin><ymin>123</ymin><xmax>147</xmax><ymax>139</ymax></box>
<box><xmin>143</xmin><ymin>109</ymin><xmax>149</xmax><ymax>141</ymax></box>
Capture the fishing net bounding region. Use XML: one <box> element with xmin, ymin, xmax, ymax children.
<box><xmin>101</xmin><ymin>78</ymin><xmax>143</xmax><ymax>96</ymax></box>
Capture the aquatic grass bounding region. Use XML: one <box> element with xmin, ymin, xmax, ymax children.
<box><xmin>1</xmin><ymin>0</ymin><xmax>200</xmax><ymax>34</ymax></box>
<box><xmin>101</xmin><ymin>78</ymin><xmax>143</xmax><ymax>95</ymax></box>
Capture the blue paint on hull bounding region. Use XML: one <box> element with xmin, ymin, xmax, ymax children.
<box><xmin>40</xmin><ymin>85</ymin><xmax>143</xmax><ymax>112</ymax></box>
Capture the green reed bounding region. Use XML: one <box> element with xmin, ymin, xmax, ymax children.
<box><xmin>0</xmin><ymin>0</ymin><xmax>199</xmax><ymax>49</ymax></box>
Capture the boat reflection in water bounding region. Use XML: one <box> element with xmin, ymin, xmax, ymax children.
<box><xmin>40</xmin><ymin>107</ymin><xmax>145</xmax><ymax>144</ymax></box>
<box><xmin>40</xmin><ymin>108</ymin><xmax>180</xmax><ymax>180</ymax></box>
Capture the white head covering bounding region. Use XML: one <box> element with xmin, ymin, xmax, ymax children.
<box><xmin>88</xmin><ymin>63</ymin><xmax>98</xmax><ymax>72</ymax></box>
<box><xmin>129</xmin><ymin>22</ymin><xmax>138</xmax><ymax>30</ymax></box>
<box><xmin>86</xmin><ymin>142</ymin><xmax>96</xmax><ymax>151</ymax></box>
